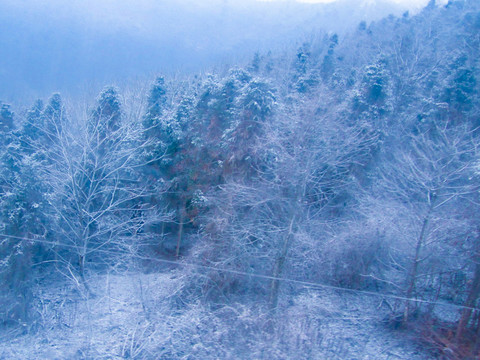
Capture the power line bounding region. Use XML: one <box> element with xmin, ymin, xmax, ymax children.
<box><xmin>128</xmin><ymin>253</ymin><xmax>480</xmax><ymax>312</ymax></box>
<box><xmin>1</xmin><ymin>233</ymin><xmax>478</xmax><ymax>312</ymax></box>
<box><xmin>0</xmin><ymin>233</ymin><xmax>79</xmax><ymax>249</ymax></box>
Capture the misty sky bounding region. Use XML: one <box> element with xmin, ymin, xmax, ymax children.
<box><xmin>296</xmin><ymin>0</ymin><xmax>444</xmax><ymax>4</ymax></box>
<box><xmin>0</xmin><ymin>0</ymin><xmax>447</xmax><ymax>102</ymax></box>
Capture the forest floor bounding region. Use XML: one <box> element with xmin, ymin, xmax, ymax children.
<box><xmin>0</xmin><ymin>269</ymin><xmax>432</xmax><ymax>359</ymax></box>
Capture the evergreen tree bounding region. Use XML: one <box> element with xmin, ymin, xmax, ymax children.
<box><xmin>0</xmin><ymin>104</ymin><xmax>50</xmax><ymax>326</ymax></box>
<box><xmin>89</xmin><ymin>87</ymin><xmax>122</xmax><ymax>149</ymax></box>
<box><xmin>0</xmin><ymin>103</ymin><xmax>14</xmax><ymax>135</ymax></box>
<box><xmin>42</xmin><ymin>93</ymin><xmax>65</xmax><ymax>144</ymax></box>
<box><xmin>21</xmin><ymin>100</ymin><xmax>45</xmax><ymax>152</ymax></box>
<box><xmin>320</xmin><ymin>33</ymin><xmax>339</xmax><ymax>81</ymax></box>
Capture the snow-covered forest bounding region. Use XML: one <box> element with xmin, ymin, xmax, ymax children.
<box><xmin>1</xmin><ymin>0</ymin><xmax>479</xmax><ymax>359</ymax></box>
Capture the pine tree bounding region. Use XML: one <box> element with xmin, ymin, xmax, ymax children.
<box><xmin>0</xmin><ymin>103</ymin><xmax>14</xmax><ymax>135</ymax></box>
<box><xmin>0</xmin><ymin>103</ymin><xmax>50</xmax><ymax>326</ymax></box>
<box><xmin>42</xmin><ymin>93</ymin><xmax>65</xmax><ymax>144</ymax></box>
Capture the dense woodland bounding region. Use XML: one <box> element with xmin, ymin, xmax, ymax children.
<box><xmin>1</xmin><ymin>1</ymin><xmax>480</xmax><ymax>358</ymax></box>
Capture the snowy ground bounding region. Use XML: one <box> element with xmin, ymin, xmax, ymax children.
<box><xmin>0</xmin><ymin>271</ymin><xmax>430</xmax><ymax>359</ymax></box>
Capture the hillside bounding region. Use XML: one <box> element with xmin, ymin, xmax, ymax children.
<box><xmin>1</xmin><ymin>0</ymin><xmax>479</xmax><ymax>359</ymax></box>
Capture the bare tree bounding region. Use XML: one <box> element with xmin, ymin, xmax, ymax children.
<box><xmin>43</xmin><ymin>90</ymin><xmax>167</xmax><ymax>292</ymax></box>
<box><xmin>455</xmin><ymin>164</ymin><xmax>480</xmax><ymax>343</ymax></box>
<box><xmin>371</xmin><ymin>119</ymin><xmax>479</xmax><ymax>322</ymax></box>
<box><xmin>199</xmin><ymin>93</ymin><xmax>377</xmax><ymax>308</ymax></box>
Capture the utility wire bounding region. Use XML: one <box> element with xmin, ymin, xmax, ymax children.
<box><xmin>1</xmin><ymin>233</ymin><xmax>478</xmax><ymax>312</ymax></box>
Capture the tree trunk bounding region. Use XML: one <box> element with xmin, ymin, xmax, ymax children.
<box><xmin>474</xmin><ymin>310</ymin><xmax>480</xmax><ymax>355</ymax></box>
<box><xmin>79</xmin><ymin>254</ymin><xmax>92</xmax><ymax>295</ymax></box>
<box><xmin>456</xmin><ymin>262</ymin><xmax>480</xmax><ymax>342</ymax></box>
<box><xmin>175</xmin><ymin>207</ymin><xmax>184</xmax><ymax>258</ymax></box>
<box><xmin>403</xmin><ymin>196</ymin><xmax>436</xmax><ymax>323</ymax></box>
<box><xmin>79</xmin><ymin>220</ymin><xmax>92</xmax><ymax>295</ymax></box>
<box><xmin>269</xmin><ymin>215</ymin><xmax>295</xmax><ymax>310</ymax></box>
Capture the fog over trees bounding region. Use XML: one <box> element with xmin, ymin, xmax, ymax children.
<box><xmin>0</xmin><ymin>0</ymin><xmax>440</xmax><ymax>101</ymax></box>
<box><xmin>1</xmin><ymin>0</ymin><xmax>479</xmax><ymax>359</ymax></box>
